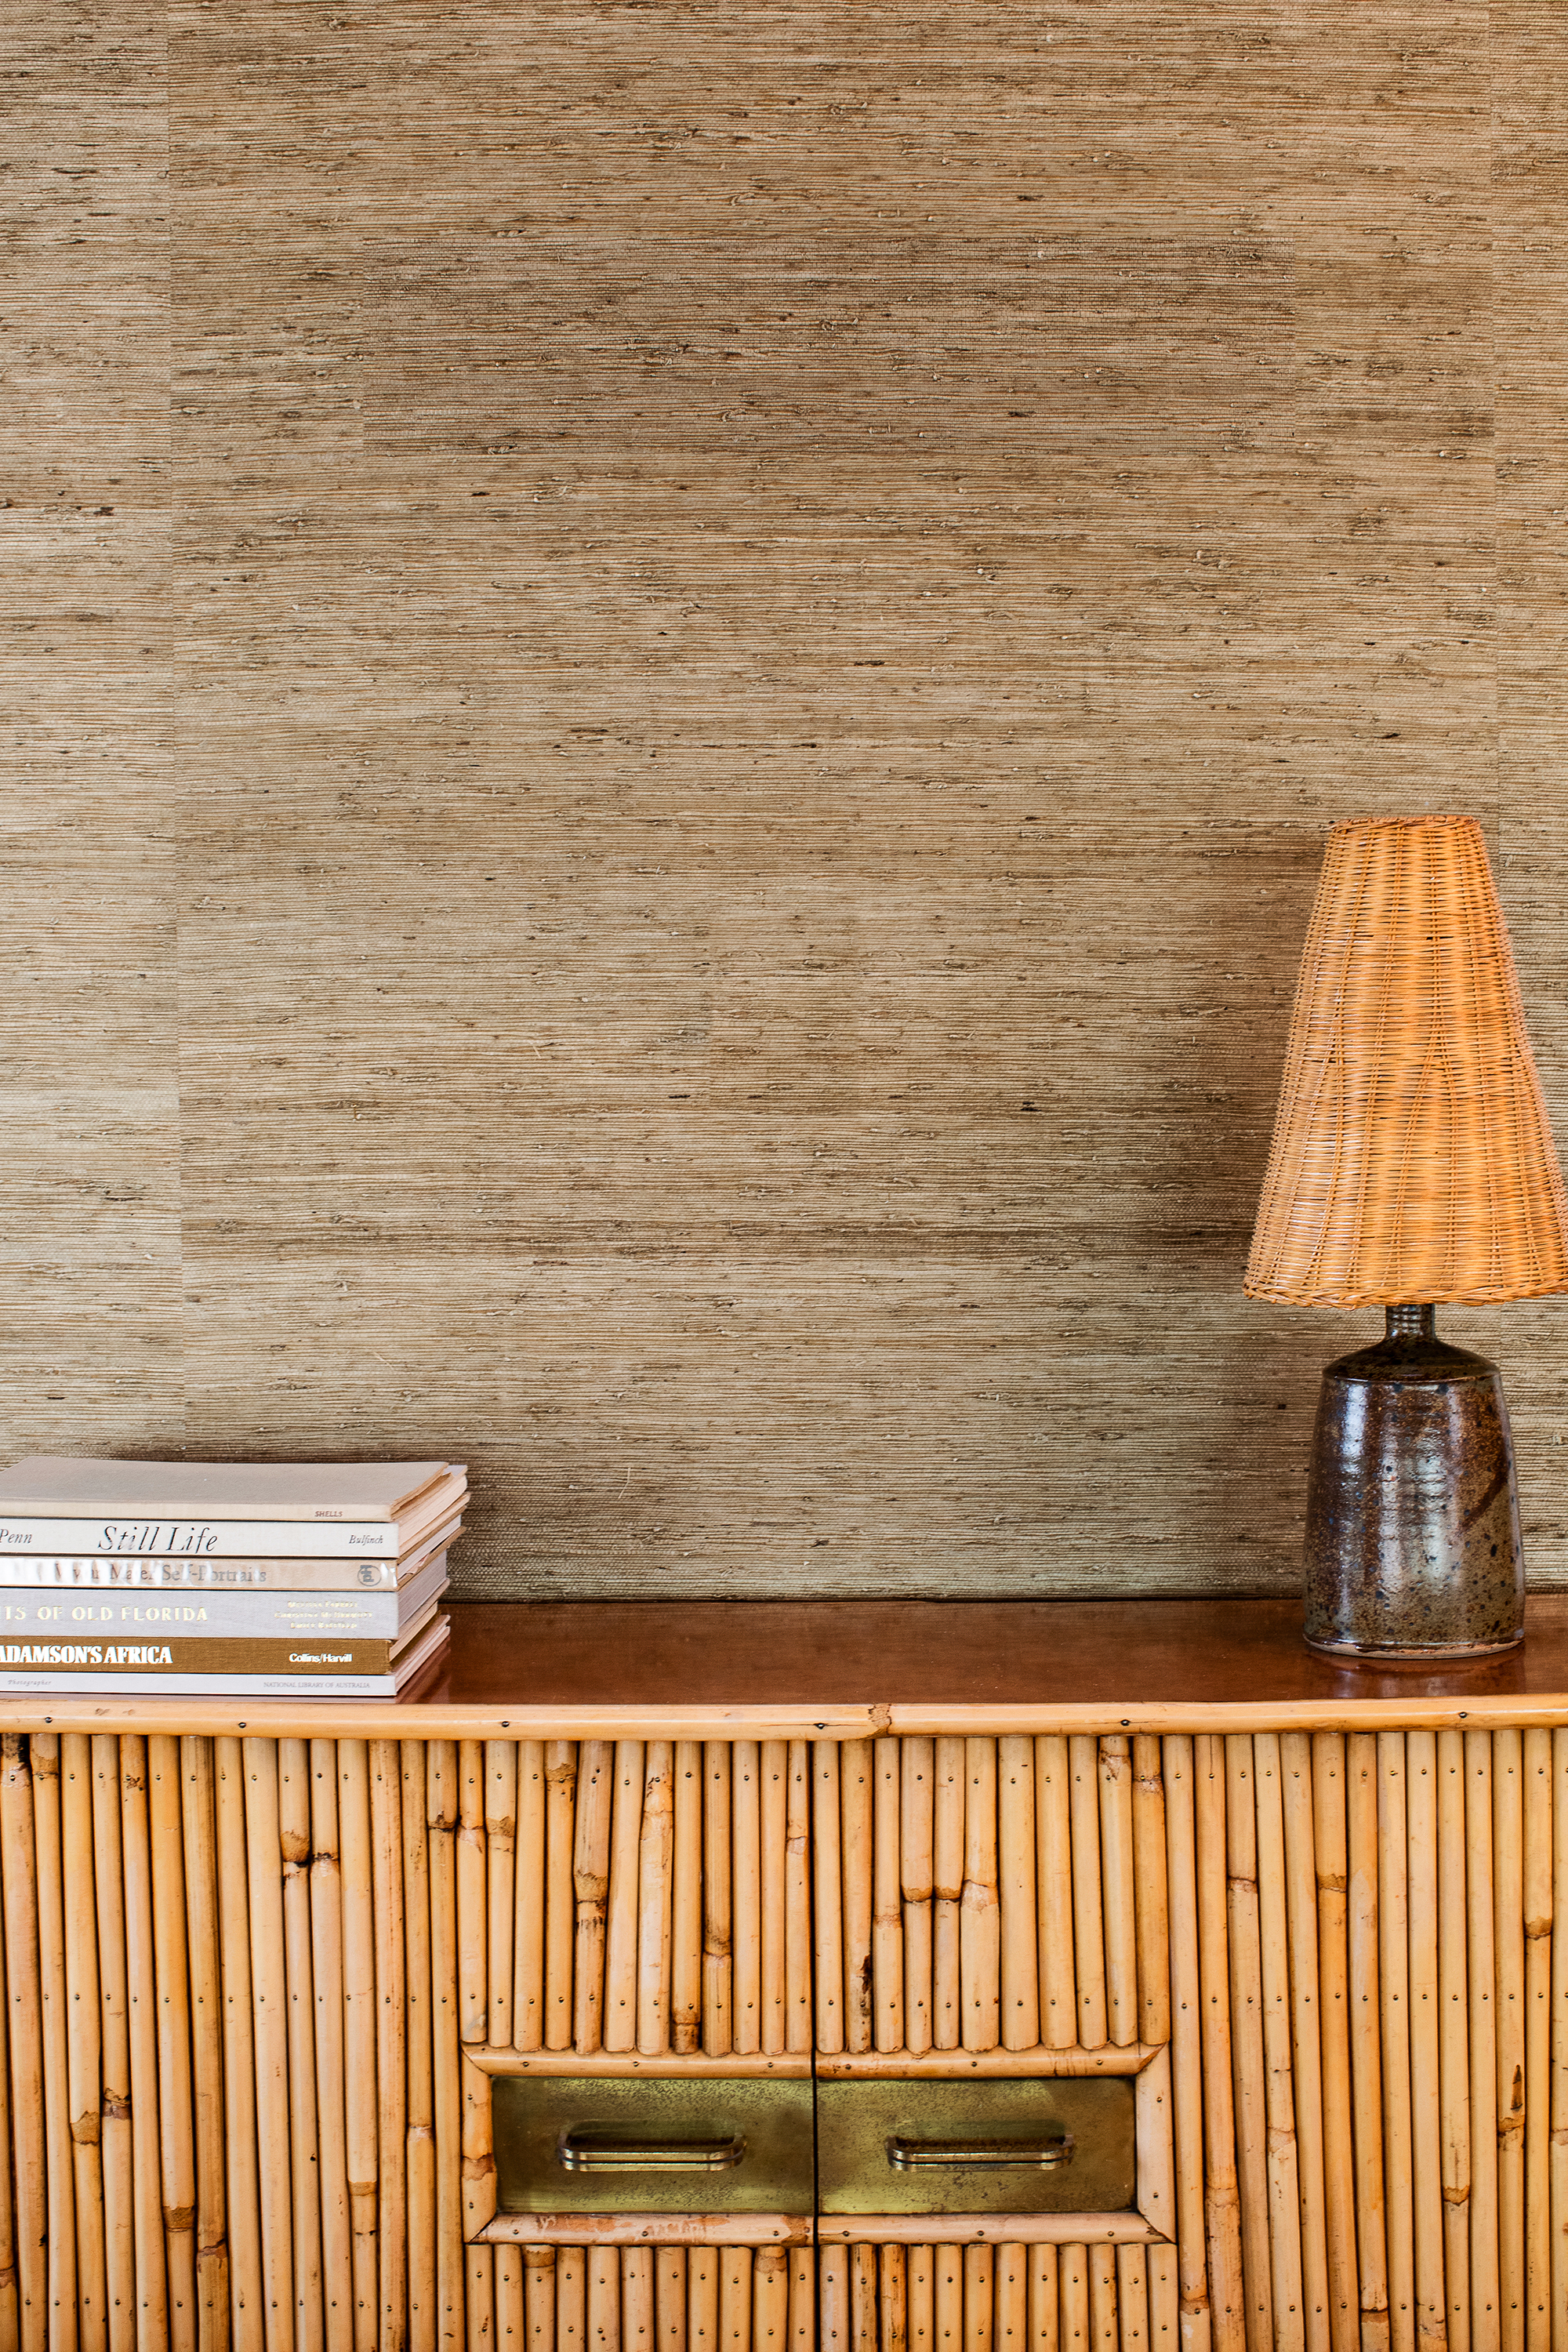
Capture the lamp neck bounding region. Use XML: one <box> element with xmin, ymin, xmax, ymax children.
<box><xmin>1386</xmin><ymin>1304</ymin><xmax>1436</xmax><ymax>1341</ymax></box>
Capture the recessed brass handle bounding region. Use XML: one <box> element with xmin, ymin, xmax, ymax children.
<box><xmin>557</xmin><ymin>2129</ymin><xmax>748</xmax><ymax>2173</ymax></box>
<box><xmin>886</xmin><ymin>2135</ymin><xmax>1073</xmax><ymax>2171</ymax></box>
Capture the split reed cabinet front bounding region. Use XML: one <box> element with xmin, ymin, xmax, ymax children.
<box><xmin>2</xmin><ymin>1620</ymin><xmax>1567</xmax><ymax>2350</ymax></box>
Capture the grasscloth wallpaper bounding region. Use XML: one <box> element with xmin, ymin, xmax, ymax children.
<box><xmin>5</xmin><ymin>1</ymin><xmax>1566</xmax><ymax>1598</ymax></box>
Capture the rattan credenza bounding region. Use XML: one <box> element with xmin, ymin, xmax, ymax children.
<box><xmin>2</xmin><ymin>1595</ymin><xmax>1567</xmax><ymax>2352</ymax></box>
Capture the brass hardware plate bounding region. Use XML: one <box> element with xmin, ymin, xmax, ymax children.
<box><xmin>492</xmin><ymin>2075</ymin><xmax>814</xmax><ymax>2215</ymax></box>
<box><xmin>816</xmin><ymin>2078</ymin><xmax>1136</xmax><ymax>2216</ymax></box>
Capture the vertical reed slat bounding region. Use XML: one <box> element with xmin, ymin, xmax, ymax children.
<box><xmin>340</xmin><ymin>1742</ymin><xmax>379</xmax><ymax>2352</ymax></box>
<box><xmin>993</xmin><ymin>2246</ymin><xmax>1024</xmax><ymax>2352</ymax></box>
<box><xmin>840</xmin><ymin>1741</ymin><xmax>874</xmax><ymax>2056</ymax></box>
<box><xmin>179</xmin><ymin>1738</ymin><xmax>228</xmax><ymax>2352</ymax></box>
<box><xmin>906</xmin><ymin>2248</ymin><xmax>933</xmax><ymax>2352</ymax></box>
<box><xmin>760</xmin><ymin>1742</ymin><xmax>789</xmax><ymax>2058</ymax></box>
<box><xmin>0</xmin><ymin>1743</ymin><xmax>16</xmax><ymax>2352</ymax></box>
<box><xmin>458</xmin><ymin>1740</ymin><xmax>488</xmax><ymax>2049</ymax></box>
<box><xmin>403</xmin><ymin>1741</ymin><xmax>436</xmax><ymax>2352</ymax></box>
<box><xmin>1466</xmin><ymin>1730</ymin><xmax>1499</xmax><ymax>2347</ymax></box>
<box><xmin>90</xmin><ymin>1737</ymin><xmax>132</xmax><ymax>2352</ymax></box>
<box><xmin>785</xmin><ymin>1743</ymin><xmax>812</xmax><ymax>2056</ymax></box>
<box><xmin>147</xmin><ymin>1736</ymin><xmax>194</xmax><ymax>2350</ymax></box>
<box><xmin>495</xmin><ymin>2247</ymin><xmax>524</xmax><ymax>2347</ymax></box>
<box><xmin>1115</xmin><ymin>2248</ymin><xmax>1146</xmax><ymax>2352</ymax></box>
<box><xmin>721</xmin><ymin>2250</ymin><xmax>753</xmax><ymax>2352</ymax></box>
<box><xmin>688</xmin><ymin>2246</ymin><xmax>717</xmax><ymax>2352</ymax></box>
<box><xmin>1131</xmin><ymin>1737</ymin><xmax>1170</xmax><ymax>2051</ymax></box>
<box><xmin>878</xmin><ymin>2246</ymin><xmax>906</xmax><ymax>2352</ymax></box>
<box><xmin>1437</xmin><ymin>1726</ymin><xmax>1470</xmax><ymax>2352</ymax></box>
<box><xmin>655</xmin><ymin>2249</ymin><xmax>684</xmax><ymax>2352</ymax></box>
<box><xmin>1096</xmin><ymin>1737</ymin><xmax>1136</xmax><ymax>2052</ymax></box>
<box><xmin>933</xmin><ymin>2246</ymin><xmax>962</xmax><ymax>2352</ymax></box>
<box><xmin>1145</xmin><ymin>2250</ymin><xmax>1178</xmax><ymax>2352</ymax></box>
<box><xmin>466</xmin><ymin>2247</ymin><xmax>495</xmax><ymax>2352</ymax></box>
<box><xmin>1222</xmin><ymin>1737</ymin><xmax>1272</xmax><ymax>2352</ymax></box>
<box><xmin>558</xmin><ymin>2248</ymin><xmax>586</xmax><ymax>2352</ymax></box>
<box><xmin>486</xmin><ymin>1742</ymin><xmax>518</xmax><ymax>2052</ymax></box>
<box><xmin>310</xmin><ymin>1742</ymin><xmax>354</xmax><ymax>2352</ymax></box>
<box><xmin>1251</xmin><ymin>1732</ymin><xmax>1304</xmax><ymax>2352</ymax></box>
<box><xmin>873</xmin><ymin>1738</ymin><xmax>904</xmax><ymax>2053</ymax></box>
<box><xmin>33</xmin><ymin>1735</ymin><xmax>82</xmax><ymax>2346</ymax></box>
<box><xmin>1493</xmin><ymin>1728</ymin><xmax>1526</xmax><ymax>2352</ymax></box>
<box><xmin>963</xmin><ymin>2245</ymin><xmax>993</xmax><ymax>2352</ymax></box>
<box><xmin>1193</xmin><ymin>1733</ymin><xmax>1243</xmax><ymax>2352</ymax></box>
<box><xmin>1280</xmin><ymin>1730</ymin><xmax>1330</xmax><ymax>2352</ymax></box>
<box><xmin>572</xmin><ymin>1743</ymin><xmax>615</xmax><ymax>2056</ymax></box>
<box><xmin>1312</xmin><ymin>1732</ymin><xmax>1360</xmax><ymax>2352</ymax></box>
<box><xmin>6</xmin><ymin>1731</ymin><xmax>49</xmax><ymax>2352</ymax></box>
<box><xmin>849</xmin><ymin>2249</ymin><xmax>877</xmax><ymax>2352</ymax></box>
<box><xmin>1550</xmin><ymin>1732</ymin><xmax>1568</xmax><ymax>2352</ymax></box>
<box><xmin>901</xmin><ymin>1739</ymin><xmax>935</xmax><ymax>2059</ymax></box>
<box><xmin>786</xmin><ymin>2251</ymin><xmax>813</xmax><ymax>2352</ymax></box>
<box><xmin>732</xmin><ymin>1743</ymin><xmax>763</xmax><ymax>2058</ymax></box>
<box><xmin>1345</xmin><ymin>1733</ymin><xmax>1388</xmax><ymax>2352</ymax></box>
<box><xmin>1164</xmin><ymin>1737</ymin><xmax>1210</xmax><ymax>2351</ymax></box>
<box><xmin>815</xmin><ymin>1745</ymin><xmax>844</xmax><ymax>2053</ymax></box>
<box><xmin>933</xmin><ymin>1738</ymin><xmax>965</xmax><ymax>2053</ymax></box>
<box><xmin>1026</xmin><ymin>2247</ymin><xmax>1057</xmax><ymax>2352</ymax></box>
<box><xmin>1055</xmin><ymin>2251</ymin><xmax>1087</xmax><ymax>2352</ymax></box>
<box><xmin>637</xmin><ymin>1743</ymin><xmax>675</xmax><ymax>2055</ymax></box>
<box><xmin>703</xmin><ymin>1746</ymin><xmax>733</xmax><ymax>2057</ymax></box>
<box><xmin>1405</xmin><ymin>1730</ymin><xmax>1444</xmax><ymax>2352</ymax></box>
<box><xmin>1069</xmin><ymin>1736</ymin><xmax>1105</xmax><ymax>2049</ymax></box>
<box><xmin>1034</xmin><ymin>1738</ymin><xmax>1074</xmax><ymax>2053</ymax></box>
<box><xmin>998</xmin><ymin>1737</ymin><xmax>1038</xmax><ymax>2054</ymax></box>
<box><xmin>242</xmin><ymin>1739</ymin><xmax>293</xmax><ymax>2352</ymax></box>
<box><xmin>513</xmin><ymin>1742</ymin><xmax>546</xmax><ymax>2054</ymax></box>
<box><xmin>1376</xmin><ymin>1734</ymin><xmax>1414</xmax><ymax>2352</ymax></box>
<box><xmin>370</xmin><ymin>1740</ymin><xmax>408</xmax><ymax>2347</ymax></box>
<box><xmin>212</xmin><ymin>1740</ymin><xmax>257</xmax><ymax>2352</ymax></box>
<box><xmin>427</xmin><ymin>1743</ymin><xmax>463</xmax><ymax>2350</ymax></box>
<box><xmin>526</xmin><ymin>2247</ymin><xmax>557</xmax><ymax>2352</ymax></box>
<box><xmin>278</xmin><ymin>1739</ymin><xmax>323</xmax><ymax>2352</ymax></box>
<box><xmin>1087</xmin><ymin>2248</ymin><xmax>1115</xmax><ymax>2352</ymax></box>
<box><xmin>60</xmin><ymin>1735</ymin><xmax>107</xmax><ymax>2350</ymax></box>
<box><xmin>1523</xmin><ymin>1726</ymin><xmax>1552</xmax><ymax>2352</ymax></box>
<box><xmin>622</xmin><ymin>2249</ymin><xmax>655</xmax><ymax>2352</ymax></box>
<box><xmin>544</xmin><ymin>1742</ymin><xmax>579</xmax><ymax>2053</ymax></box>
<box><xmin>672</xmin><ymin>1744</ymin><xmax>703</xmax><ymax>2057</ymax></box>
<box><xmin>819</xmin><ymin>2250</ymin><xmax>848</xmax><ymax>2352</ymax></box>
<box><xmin>604</xmin><ymin>1741</ymin><xmax>646</xmax><ymax>2056</ymax></box>
<box><xmin>961</xmin><ymin>1738</ymin><xmax>1001</xmax><ymax>2054</ymax></box>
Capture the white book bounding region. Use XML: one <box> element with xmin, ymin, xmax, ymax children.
<box><xmin>0</xmin><ymin>1606</ymin><xmax>451</xmax><ymax>1698</ymax></box>
<box><xmin>0</xmin><ymin>1555</ymin><xmax>449</xmax><ymax>1640</ymax></box>
<box><xmin>0</xmin><ymin>1530</ymin><xmax>452</xmax><ymax>1592</ymax></box>
<box><xmin>0</xmin><ymin>1458</ymin><xmax>466</xmax><ymax>1559</ymax></box>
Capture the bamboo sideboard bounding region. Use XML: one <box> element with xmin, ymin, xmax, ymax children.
<box><xmin>4</xmin><ymin>1596</ymin><xmax>1568</xmax><ymax>2352</ymax></box>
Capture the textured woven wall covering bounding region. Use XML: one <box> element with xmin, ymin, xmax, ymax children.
<box><xmin>5</xmin><ymin>1</ymin><xmax>1567</xmax><ymax>1598</ymax></box>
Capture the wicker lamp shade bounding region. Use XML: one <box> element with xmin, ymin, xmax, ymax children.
<box><xmin>1245</xmin><ymin>813</ymin><xmax>1568</xmax><ymax>1308</ymax></box>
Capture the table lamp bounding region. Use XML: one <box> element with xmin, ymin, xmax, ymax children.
<box><xmin>1245</xmin><ymin>814</ymin><xmax>1568</xmax><ymax>1657</ymax></box>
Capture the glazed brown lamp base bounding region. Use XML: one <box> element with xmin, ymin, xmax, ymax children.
<box><xmin>1302</xmin><ymin>1302</ymin><xmax>1526</xmax><ymax>1660</ymax></box>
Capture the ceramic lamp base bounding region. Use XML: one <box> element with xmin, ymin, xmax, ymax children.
<box><xmin>1301</xmin><ymin>1305</ymin><xmax>1526</xmax><ymax>1659</ymax></box>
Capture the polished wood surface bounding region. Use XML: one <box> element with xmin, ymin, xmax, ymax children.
<box><xmin>9</xmin><ymin>1599</ymin><xmax>1568</xmax><ymax>1738</ymax></box>
<box><xmin>421</xmin><ymin>1598</ymin><xmax>1568</xmax><ymax>1709</ymax></box>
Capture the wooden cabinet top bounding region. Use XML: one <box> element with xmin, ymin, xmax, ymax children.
<box><xmin>7</xmin><ymin>1595</ymin><xmax>1568</xmax><ymax>1737</ymax></box>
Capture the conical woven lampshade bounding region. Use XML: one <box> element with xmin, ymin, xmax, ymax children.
<box><xmin>1246</xmin><ymin>815</ymin><xmax>1568</xmax><ymax>1308</ymax></box>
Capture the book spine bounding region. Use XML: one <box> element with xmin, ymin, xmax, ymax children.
<box><xmin>0</xmin><ymin>1635</ymin><xmax>412</xmax><ymax>1675</ymax></box>
<box><xmin>0</xmin><ymin>1593</ymin><xmax>435</xmax><ymax>1640</ymax></box>
<box><xmin>0</xmin><ymin>1552</ymin><xmax>442</xmax><ymax>1592</ymax></box>
<box><xmin>0</xmin><ymin>1519</ymin><xmax>420</xmax><ymax>1559</ymax></box>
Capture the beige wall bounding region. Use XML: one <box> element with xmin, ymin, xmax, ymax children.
<box><xmin>6</xmin><ymin>1</ymin><xmax>1566</xmax><ymax>1598</ymax></box>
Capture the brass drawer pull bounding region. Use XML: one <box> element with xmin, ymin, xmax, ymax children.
<box><xmin>557</xmin><ymin>2129</ymin><xmax>748</xmax><ymax>2173</ymax></box>
<box><xmin>886</xmin><ymin>2135</ymin><xmax>1073</xmax><ymax>2171</ymax></box>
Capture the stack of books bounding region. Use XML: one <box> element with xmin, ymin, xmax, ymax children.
<box><xmin>0</xmin><ymin>1455</ymin><xmax>465</xmax><ymax>1697</ymax></box>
